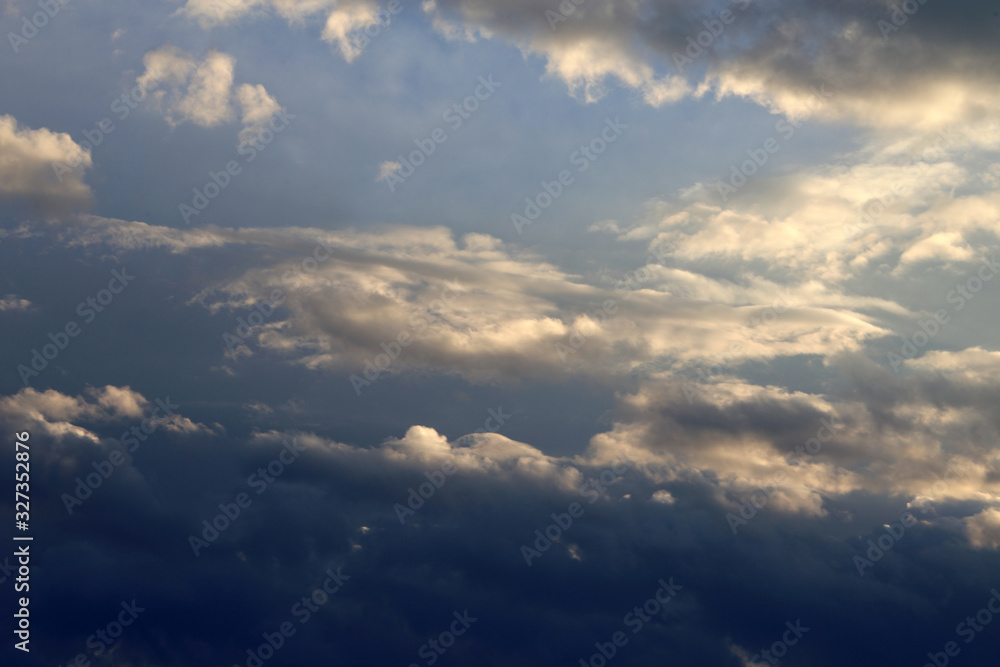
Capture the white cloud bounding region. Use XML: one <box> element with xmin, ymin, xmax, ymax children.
<box><xmin>0</xmin><ymin>114</ymin><xmax>93</xmax><ymax>214</ymax></box>
<box><xmin>175</xmin><ymin>51</ymin><xmax>237</xmax><ymax>127</ymax></box>
<box><xmin>136</xmin><ymin>47</ymin><xmax>283</xmax><ymax>142</ymax></box>
<box><xmin>236</xmin><ymin>83</ymin><xmax>284</xmax><ymax>148</ymax></box>
<box><xmin>321</xmin><ymin>4</ymin><xmax>381</xmax><ymax>62</ymax></box>
<box><xmin>0</xmin><ymin>386</ymin><xmax>212</xmax><ymax>444</ymax></box>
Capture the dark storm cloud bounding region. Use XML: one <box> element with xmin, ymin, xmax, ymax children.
<box><xmin>4</xmin><ymin>381</ymin><xmax>1000</xmax><ymax>667</ymax></box>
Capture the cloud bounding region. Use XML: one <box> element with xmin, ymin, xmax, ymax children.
<box><xmin>410</xmin><ymin>0</ymin><xmax>1000</xmax><ymax>137</ymax></box>
<box><xmin>907</xmin><ymin>347</ymin><xmax>1000</xmax><ymax>386</ymax></box>
<box><xmin>651</xmin><ymin>489</ymin><xmax>675</xmax><ymax>504</ymax></box>
<box><xmin>53</xmin><ymin>216</ymin><xmax>889</xmax><ymax>385</ymax></box>
<box><xmin>167</xmin><ymin>0</ymin><xmax>1000</xmax><ymax>140</ymax></box>
<box><xmin>525</xmin><ymin>33</ymin><xmax>690</xmax><ymax>105</ymax></box>
<box><xmin>10</xmin><ymin>2</ymin><xmax>1000</xmax><ymax>664</ymax></box>
<box><xmin>0</xmin><ymin>294</ymin><xmax>31</xmax><ymax>311</ymax></box>
<box><xmin>236</xmin><ymin>83</ymin><xmax>284</xmax><ymax>148</ymax></box>
<box><xmin>0</xmin><ymin>386</ymin><xmax>146</xmax><ymax>443</ymax></box>
<box><xmin>176</xmin><ymin>0</ymin><xmax>275</xmax><ymax>26</ymax></box>
<box><xmin>0</xmin><ymin>386</ymin><xmax>210</xmax><ymax>443</ymax></box>
<box><xmin>897</xmin><ymin>231</ymin><xmax>976</xmax><ymax>268</ymax></box>
<box><xmin>377</xmin><ymin>160</ymin><xmax>402</xmax><ymax>181</ymax></box>
<box><xmin>0</xmin><ymin>115</ymin><xmax>93</xmax><ymax>215</ymax></box>
<box><xmin>2</xmin><ymin>352</ymin><xmax>998</xmax><ymax>667</ymax></box>
<box><xmin>613</xmin><ymin>126</ymin><xmax>997</xmax><ymax>293</ymax></box>
<box><xmin>175</xmin><ymin>51</ymin><xmax>237</xmax><ymax>127</ymax></box>
<box><xmin>136</xmin><ymin>46</ymin><xmax>283</xmax><ymax>142</ymax></box>
<box><xmin>965</xmin><ymin>508</ymin><xmax>1000</xmax><ymax>549</ymax></box>
<box><xmin>136</xmin><ymin>44</ymin><xmax>198</xmax><ymax>92</ymax></box>
<box><xmin>178</xmin><ymin>0</ymin><xmax>385</xmax><ymax>62</ymax></box>
<box><xmin>29</xmin><ymin>199</ymin><xmax>1000</xmax><ymax>554</ymax></box>
<box><xmin>139</xmin><ymin>47</ymin><xmax>235</xmax><ymax>128</ymax></box>
<box><xmin>321</xmin><ymin>3</ymin><xmax>382</xmax><ymax>62</ymax></box>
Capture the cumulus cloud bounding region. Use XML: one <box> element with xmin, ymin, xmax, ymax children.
<box><xmin>139</xmin><ymin>47</ymin><xmax>235</xmax><ymax>127</ymax></box>
<box><xmin>0</xmin><ymin>115</ymin><xmax>93</xmax><ymax>214</ymax></box>
<box><xmin>0</xmin><ymin>386</ymin><xmax>210</xmax><ymax>443</ymax></box>
<box><xmin>175</xmin><ymin>51</ymin><xmax>237</xmax><ymax>127</ymax></box>
<box><xmin>573</xmin><ymin>352</ymin><xmax>1000</xmax><ymax>539</ymax></box>
<box><xmin>136</xmin><ymin>46</ymin><xmax>284</xmax><ymax>142</ymax></box>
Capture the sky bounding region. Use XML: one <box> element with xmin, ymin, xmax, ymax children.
<box><xmin>2</xmin><ymin>0</ymin><xmax>1000</xmax><ymax>665</ymax></box>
